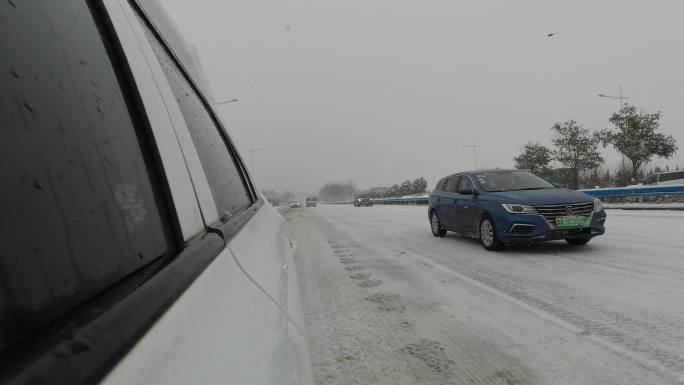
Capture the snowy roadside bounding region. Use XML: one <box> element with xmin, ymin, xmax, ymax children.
<box><xmin>284</xmin><ymin>205</ymin><xmax>684</xmax><ymax>385</ymax></box>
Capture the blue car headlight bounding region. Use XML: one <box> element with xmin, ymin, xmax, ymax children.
<box><xmin>501</xmin><ymin>203</ymin><xmax>538</xmax><ymax>215</ymax></box>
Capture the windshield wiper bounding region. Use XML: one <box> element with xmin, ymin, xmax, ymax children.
<box><xmin>512</xmin><ymin>187</ymin><xmax>549</xmax><ymax>191</ymax></box>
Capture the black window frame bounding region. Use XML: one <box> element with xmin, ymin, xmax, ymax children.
<box><xmin>131</xmin><ymin>2</ymin><xmax>258</xmax><ymax>209</ymax></box>
<box><xmin>128</xmin><ymin>0</ymin><xmax>262</xmax><ymax>240</ymax></box>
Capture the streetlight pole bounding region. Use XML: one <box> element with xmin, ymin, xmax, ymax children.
<box><xmin>249</xmin><ymin>144</ymin><xmax>267</xmax><ymax>172</ymax></box>
<box><xmin>598</xmin><ymin>86</ymin><xmax>631</xmax><ymax>167</ymax></box>
<box><xmin>412</xmin><ymin>160</ymin><xmax>424</xmax><ymax>179</ymax></box>
<box><xmin>598</xmin><ymin>86</ymin><xmax>629</xmax><ymax>110</ymax></box>
<box><xmin>462</xmin><ymin>140</ymin><xmax>480</xmax><ymax>169</ymax></box>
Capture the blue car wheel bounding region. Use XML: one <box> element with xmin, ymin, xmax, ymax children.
<box><xmin>480</xmin><ymin>216</ymin><xmax>505</xmax><ymax>251</ymax></box>
<box><xmin>430</xmin><ymin>211</ymin><xmax>447</xmax><ymax>237</ymax></box>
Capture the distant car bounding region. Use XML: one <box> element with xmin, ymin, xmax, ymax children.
<box><xmin>646</xmin><ymin>170</ymin><xmax>684</xmax><ymax>186</ymax></box>
<box><xmin>305</xmin><ymin>197</ymin><xmax>318</xmax><ymax>207</ymax></box>
<box><xmin>428</xmin><ymin>169</ymin><xmax>607</xmax><ymax>251</ymax></box>
<box><xmin>354</xmin><ymin>198</ymin><xmax>373</xmax><ymax>207</ymax></box>
<box><xmin>290</xmin><ymin>200</ymin><xmax>302</xmax><ymax>208</ymax></box>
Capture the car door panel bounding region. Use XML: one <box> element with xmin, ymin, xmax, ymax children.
<box><xmin>101</xmin><ymin>244</ymin><xmax>312</xmax><ymax>385</ymax></box>
<box><xmin>437</xmin><ymin>176</ymin><xmax>458</xmax><ymax>230</ymax></box>
<box><xmin>99</xmin><ymin>1</ymin><xmax>313</xmax><ymax>384</ymax></box>
<box><xmin>223</xmin><ymin>201</ymin><xmax>306</xmax><ymax>330</ymax></box>
<box><xmin>451</xmin><ymin>176</ymin><xmax>478</xmax><ymax>234</ymax></box>
<box><xmin>441</xmin><ymin>176</ymin><xmax>461</xmax><ymax>231</ymax></box>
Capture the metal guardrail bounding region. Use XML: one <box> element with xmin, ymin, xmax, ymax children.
<box><xmin>344</xmin><ymin>185</ymin><xmax>684</xmax><ymax>205</ymax></box>
<box><xmin>579</xmin><ymin>184</ymin><xmax>684</xmax><ymax>199</ymax></box>
<box><xmin>372</xmin><ymin>196</ymin><xmax>429</xmax><ymax>205</ymax></box>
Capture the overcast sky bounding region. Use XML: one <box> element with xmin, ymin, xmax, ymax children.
<box><xmin>163</xmin><ymin>0</ymin><xmax>683</xmax><ymax>196</ymax></box>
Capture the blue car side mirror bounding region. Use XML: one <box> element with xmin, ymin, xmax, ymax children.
<box><xmin>458</xmin><ymin>187</ymin><xmax>478</xmax><ymax>196</ymax></box>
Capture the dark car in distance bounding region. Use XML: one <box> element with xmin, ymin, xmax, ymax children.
<box><xmin>428</xmin><ymin>169</ymin><xmax>607</xmax><ymax>250</ymax></box>
<box><xmin>354</xmin><ymin>197</ymin><xmax>373</xmax><ymax>207</ymax></box>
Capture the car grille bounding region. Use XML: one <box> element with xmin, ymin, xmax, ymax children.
<box><xmin>534</xmin><ymin>201</ymin><xmax>594</xmax><ymax>222</ymax></box>
<box><xmin>544</xmin><ymin>228</ymin><xmax>590</xmax><ymax>240</ymax></box>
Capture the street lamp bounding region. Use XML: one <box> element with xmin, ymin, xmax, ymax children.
<box><xmin>249</xmin><ymin>144</ymin><xmax>267</xmax><ymax>172</ymax></box>
<box><xmin>598</xmin><ymin>86</ymin><xmax>629</xmax><ymax>110</ymax></box>
<box><xmin>462</xmin><ymin>140</ymin><xmax>480</xmax><ymax>169</ymax></box>
<box><xmin>217</xmin><ymin>98</ymin><xmax>239</xmax><ymax>105</ymax></box>
<box><xmin>412</xmin><ymin>161</ymin><xmax>424</xmax><ymax>178</ymax></box>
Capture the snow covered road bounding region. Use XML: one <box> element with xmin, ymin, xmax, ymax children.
<box><xmin>283</xmin><ymin>205</ymin><xmax>684</xmax><ymax>385</ymax></box>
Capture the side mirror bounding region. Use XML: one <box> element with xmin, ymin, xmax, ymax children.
<box><xmin>458</xmin><ymin>187</ymin><xmax>477</xmax><ymax>195</ymax></box>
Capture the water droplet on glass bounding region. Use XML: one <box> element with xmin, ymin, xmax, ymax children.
<box><xmin>33</xmin><ymin>180</ymin><xmax>45</xmax><ymax>192</ymax></box>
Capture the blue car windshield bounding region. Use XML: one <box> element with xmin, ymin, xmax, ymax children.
<box><xmin>474</xmin><ymin>171</ymin><xmax>555</xmax><ymax>192</ymax></box>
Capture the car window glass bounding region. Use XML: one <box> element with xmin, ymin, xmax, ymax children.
<box><xmin>444</xmin><ymin>177</ymin><xmax>461</xmax><ymax>193</ymax></box>
<box><xmin>0</xmin><ymin>0</ymin><xmax>174</xmax><ymax>353</ymax></box>
<box><xmin>458</xmin><ymin>176</ymin><xmax>474</xmax><ymax>192</ymax></box>
<box><xmin>475</xmin><ymin>171</ymin><xmax>554</xmax><ymax>192</ymax></box>
<box><xmin>141</xmin><ymin>21</ymin><xmax>252</xmax><ymax>218</ymax></box>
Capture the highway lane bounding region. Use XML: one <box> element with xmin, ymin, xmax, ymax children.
<box><xmin>283</xmin><ymin>205</ymin><xmax>684</xmax><ymax>385</ymax></box>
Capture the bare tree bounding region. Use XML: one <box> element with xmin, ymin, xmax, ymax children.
<box><xmin>551</xmin><ymin>120</ymin><xmax>603</xmax><ymax>189</ymax></box>
<box><xmin>598</xmin><ymin>104</ymin><xmax>678</xmax><ymax>183</ymax></box>
<box><xmin>318</xmin><ymin>182</ymin><xmax>356</xmax><ymax>202</ymax></box>
<box><xmin>411</xmin><ymin>177</ymin><xmax>428</xmax><ymax>194</ymax></box>
<box><xmin>513</xmin><ymin>142</ymin><xmax>553</xmax><ymax>175</ymax></box>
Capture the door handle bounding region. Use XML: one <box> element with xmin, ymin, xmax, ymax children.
<box><xmin>437</xmin><ymin>197</ymin><xmax>441</xmax><ymax>202</ymax></box>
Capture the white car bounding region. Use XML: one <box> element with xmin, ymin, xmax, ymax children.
<box><xmin>290</xmin><ymin>201</ymin><xmax>302</xmax><ymax>208</ymax></box>
<box><xmin>0</xmin><ymin>1</ymin><xmax>312</xmax><ymax>384</ymax></box>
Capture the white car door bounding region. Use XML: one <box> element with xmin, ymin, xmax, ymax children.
<box><xmin>99</xmin><ymin>1</ymin><xmax>312</xmax><ymax>384</ymax></box>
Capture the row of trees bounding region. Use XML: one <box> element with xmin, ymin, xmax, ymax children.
<box><xmin>356</xmin><ymin>177</ymin><xmax>428</xmax><ymax>199</ymax></box>
<box><xmin>318</xmin><ymin>182</ymin><xmax>356</xmax><ymax>202</ymax></box>
<box><xmin>514</xmin><ymin>104</ymin><xmax>678</xmax><ymax>188</ymax></box>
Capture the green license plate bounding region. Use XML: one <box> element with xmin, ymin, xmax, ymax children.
<box><xmin>555</xmin><ymin>216</ymin><xmax>588</xmax><ymax>228</ymax></box>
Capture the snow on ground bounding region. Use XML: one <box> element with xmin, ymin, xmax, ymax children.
<box><xmin>282</xmin><ymin>205</ymin><xmax>684</xmax><ymax>385</ymax></box>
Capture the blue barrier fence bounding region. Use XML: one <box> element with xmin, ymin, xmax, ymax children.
<box><xmin>579</xmin><ymin>184</ymin><xmax>684</xmax><ymax>199</ymax></box>
<box><xmin>372</xmin><ymin>196</ymin><xmax>429</xmax><ymax>205</ymax></box>
<box><xmin>326</xmin><ymin>185</ymin><xmax>684</xmax><ymax>205</ymax></box>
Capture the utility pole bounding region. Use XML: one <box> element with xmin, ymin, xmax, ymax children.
<box><xmin>462</xmin><ymin>140</ymin><xmax>481</xmax><ymax>169</ymax></box>
<box><xmin>598</xmin><ymin>86</ymin><xmax>630</xmax><ymax>110</ymax></box>
<box><xmin>598</xmin><ymin>86</ymin><xmax>632</xmax><ymax>167</ymax></box>
<box><xmin>413</xmin><ymin>160</ymin><xmax>424</xmax><ymax>178</ymax></box>
<box><xmin>249</xmin><ymin>145</ymin><xmax>267</xmax><ymax>172</ymax></box>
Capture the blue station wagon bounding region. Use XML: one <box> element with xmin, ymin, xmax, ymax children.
<box><xmin>428</xmin><ymin>169</ymin><xmax>607</xmax><ymax>250</ymax></box>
